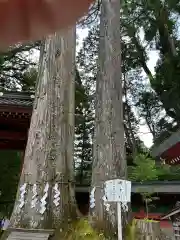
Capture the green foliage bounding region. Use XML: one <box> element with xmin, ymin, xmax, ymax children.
<box><xmin>55</xmin><ymin>219</ymin><xmax>107</xmax><ymax>240</ymax></box>
<box><xmin>128</xmin><ymin>154</ymin><xmax>159</xmax><ymax>182</ymax></box>
<box><xmin>157</xmin><ymin>164</ymin><xmax>180</xmax><ymax>181</ymax></box>
<box><xmin>125</xmin><ymin>219</ymin><xmax>139</xmax><ymax>240</ymax></box>
<box><xmin>128</xmin><ymin>153</ymin><xmax>159</xmax><ymax>217</ymax></box>
<box><xmin>128</xmin><ymin>153</ymin><xmax>180</xmax><ymax>181</ymax></box>
<box><xmin>0</xmin><ymin>42</ymin><xmax>40</xmax><ymax>91</ymax></box>
<box><xmin>74</xmin><ymin>69</ymin><xmax>94</xmax><ymax>185</ymax></box>
<box><xmin>128</xmin><ymin>152</ymin><xmax>180</xmax><ymax>217</ymax></box>
<box><xmin>121</xmin><ymin>0</ymin><xmax>180</xmax><ymax>144</ymax></box>
<box><xmin>55</xmin><ymin>218</ymin><xmax>155</xmax><ymax>240</ymax></box>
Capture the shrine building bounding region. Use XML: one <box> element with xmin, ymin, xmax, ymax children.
<box><xmin>151</xmin><ymin>128</ymin><xmax>180</xmax><ymax>165</ymax></box>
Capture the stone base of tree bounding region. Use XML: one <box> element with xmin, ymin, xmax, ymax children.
<box><xmin>2</xmin><ymin>228</ymin><xmax>54</xmax><ymax>240</ymax></box>
<box><xmin>136</xmin><ymin>219</ymin><xmax>161</xmax><ymax>239</ymax></box>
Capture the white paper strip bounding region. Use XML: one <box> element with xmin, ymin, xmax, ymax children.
<box><xmin>53</xmin><ymin>183</ymin><xmax>60</xmax><ymax>207</ymax></box>
<box><xmin>31</xmin><ymin>184</ymin><xmax>38</xmax><ymax>208</ymax></box>
<box><xmin>89</xmin><ymin>187</ymin><xmax>96</xmax><ymax>209</ymax></box>
<box><xmin>121</xmin><ymin>202</ymin><xmax>128</xmax><ymax>212</ymax></box>
<box><xmin>102</xmin><ymin>193</ymin><xmax>110</xmax><ymax>211</ymax></box>
<box><xmin>39</xmin><ymin>183</ymin><xmax>49</xmax><ymax>214</ymax></box>
<box><xmin>19</xmin><ymin>183</ymin><xmax>27</xmax><ymax>209</ymax></box>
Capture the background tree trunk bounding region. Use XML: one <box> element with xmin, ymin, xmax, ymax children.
<box><xmin>90</xmin><ymin>0</ymin><xmax>127</xmax><ymax>238</ymax></box>
<box><xmin>10</xmin><ymin>27</ymin><xmax>77</xmax><ymax>230</ymax></box>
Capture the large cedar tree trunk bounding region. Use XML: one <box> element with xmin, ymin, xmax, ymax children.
<box><xmin>10</xmin><ymin>27</ymin><xmax>77</xmax><ymax>230</ymax></box>
<box><xmin>90</xmin><ymin>0</ymin><xmax>128</xmax><ymax>237</ymax></box>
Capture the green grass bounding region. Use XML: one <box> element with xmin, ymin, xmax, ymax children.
<box><xmin>54</xmin><ymin>217</ymin><xmax>160</xmax><ymax>240</ymax></box>
<box><xmin>54</xmin><ymin>218</ymin><xmax>107</xmax><ymax>240</ymax></box>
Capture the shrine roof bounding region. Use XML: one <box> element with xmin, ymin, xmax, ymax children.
<box><xmin>151</xmin><ymin>128</ymin><xmax>180</xmax><ymax>165</ymax></box>
<box><xmin>161</xmin><ymin>205</ymin><xmax>180</xmax><ymax>220</ymax></box>
<box><xmin>0</xmin><ymin>91</ymin><xmax>34</xmax><ymax>108</ymax></box>
<box><xmin>151</xmin><ymin>128</ymin><xmax>180</xmax><ymax>157</ymax></box>
<box><xmin>0</xmin><ymin>91</ymin><xmax>33</xmax><ymax>150</ymax></box>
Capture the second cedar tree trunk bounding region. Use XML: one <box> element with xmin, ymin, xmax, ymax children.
<box><xmin>90</xmin><ymin>0</ymin><xmax>128</xmax><ymax>238</ymax></box>
<box><xmin>10</xmin><ymin>27</ymin><xmax>77</xmax><ymax>230</ymax></box>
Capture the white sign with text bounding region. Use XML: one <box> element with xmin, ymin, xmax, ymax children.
<box><xmin>104</xmin><ymin>179</ymin><xmax>131</xmax><ymax>240</ymax></box>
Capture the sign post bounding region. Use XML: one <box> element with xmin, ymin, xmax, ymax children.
<box><xmin>117</xmin><ymin>201</ymin><xmax>122</xmax><ymax>240</ymax></box>
<box><xmin>104</xmin><ymin>179</ymin><xmax>131</xmax><ymax>240</ymax></box>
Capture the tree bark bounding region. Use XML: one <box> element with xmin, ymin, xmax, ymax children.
<box><xmin>10</xmin><ymin>27</ymin><xmax>77</xmax><ymax>230</ymax></box>
<box><xmin>90</xmin><ymin>0</ymin><xmax>127</xmax><ymax>238</ymax></box>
